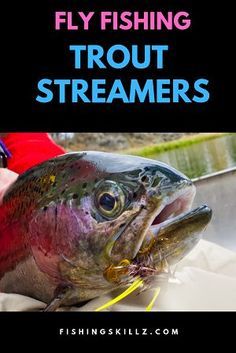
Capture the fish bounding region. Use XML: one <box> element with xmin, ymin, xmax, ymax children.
<box><xmin>0</xmin><ymin>151</ymin><xmax>212</xmax><ymax>311</ymax></box>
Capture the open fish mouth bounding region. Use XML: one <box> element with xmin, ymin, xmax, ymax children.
<box><xmin>138</xmin><ymin>183</ymin><xmax>212</xmax><ymax>265</ymax></box>
<box><xmin>149</xmin><ymin>182</ymin><xmax>197</xmax><ymax>239</ymax></box>
<box><xmin>110</xmin><ymin>177</ymin><xmax>212</xmax><ymax>271</ymax></box>
<box><xmin>151</xmin><ymin>183</ymin><xmax>196</xmax><ymax>227</ymax></box>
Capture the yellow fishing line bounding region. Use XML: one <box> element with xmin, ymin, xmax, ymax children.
<box><xmin>95</xmin><ymin>278</ymin><xmax>143</xmax><ymax>312</ymax></box>
<box><xmin>145</xmin><ymin>287</ymin><xmax>161</xmax><ymax>312</ymax></box>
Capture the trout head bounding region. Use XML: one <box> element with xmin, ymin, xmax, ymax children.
<box><xmin>6</xmin><ymin>152</ymin><xmax>211</xmax><ymax>296</ymax></box>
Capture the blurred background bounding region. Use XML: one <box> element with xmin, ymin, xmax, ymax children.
<box><xmin>51</xmin><ymin>132</ymin><xmax>236</xmax><ymax>179</ymax></box>
<box><xmin>51</xmin><ymin>132</ymin><xmax>236</xmax><ymax>251</ymax></box>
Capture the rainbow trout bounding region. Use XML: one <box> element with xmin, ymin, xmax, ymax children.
<box><xmin>0</xmin><ymin>152</ymin><xmax>212</xmax><ymax>310</ymax></box>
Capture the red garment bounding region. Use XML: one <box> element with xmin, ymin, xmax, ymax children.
<box><xmin>2</xmin><ymin>133</ymin><xmax>65</xmax><ymax>174</ymax></box>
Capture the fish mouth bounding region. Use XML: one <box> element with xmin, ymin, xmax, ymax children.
<box><xmin>152</xmin><ymin>185</ymin><xmax>196</xmax><ymax>226</ymax></box>
<box><xmin>108</xmin><ymin>174</ymin><xmax>212</xmax><ymax>279</ymax></box>
<box><xmin>105</xmin><ymin>181</ymin><xmax>212</xmax><ymax>286</ymax></box>
<box><xmin>137</xmin><ymin>183</ymin><xmax>212</xmax><ymax>264</ymax></box>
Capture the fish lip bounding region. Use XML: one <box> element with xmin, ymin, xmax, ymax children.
<box><xmin>133</xmin><ymin>183</ymin><xmax>198</xmax><ymax>258</ymax></box>
<box><xmin>110</xmin><ymin>182</ymin><xmax>196</xmax><ymax>261</ymax></box>
<box><xmin>146</xmin><ymin>204</ymin><xmax>212</xmax><ymax>267</ymax></box>
<box><xmin>151</xmin><ymin>182</ymin><xmax>196</xmax><ymax>227</ymax></box>
<box><xmin>110</xmin><ymin>177</ymin><xmax>210</xmax><ymax>266</ymax></box>
<box><xmin>137</xmin><ymin>185</ymin><xmax>213</xmax><ymax>263</ymax></box>
<box><xmin>150</xmin><ymin>204</ymin><xmax>212</xmax><ymax>237</ymax></box>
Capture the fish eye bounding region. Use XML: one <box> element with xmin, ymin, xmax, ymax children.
<box><xmin>95</xmin><ymin>181</ymin><xmax>125</xmax><ymax>219</ymax></box>
<box><xmin>98</xmin><ymin>193</ymin><xmax>116</xmax><ymax>212</ymax></box>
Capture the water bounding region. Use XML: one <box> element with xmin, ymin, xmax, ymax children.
<box><xmin>150</xmin><ymin>134</ymin><xmax>236</xmax><ymax>179</ymax></box>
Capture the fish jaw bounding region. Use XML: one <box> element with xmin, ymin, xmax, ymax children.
<box><xmin>105</xmin><ymin>189</ymin><xmax>212</xmax><ymax>287</ymax></box>
<box><xmin>142</xmin><ymin>204</ymin><xmax>212</xmax><ymax>266</ymax></box>
<box><xmin>109</xmin><ymin>170</ymin><xmax>196</xmax><ymax>265</ymax></box>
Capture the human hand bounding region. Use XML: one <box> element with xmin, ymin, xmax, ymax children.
<box><xmin>0</xmin><ymin>169</ymin><xmax>18</xmax><ymax>204</ymax></box>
